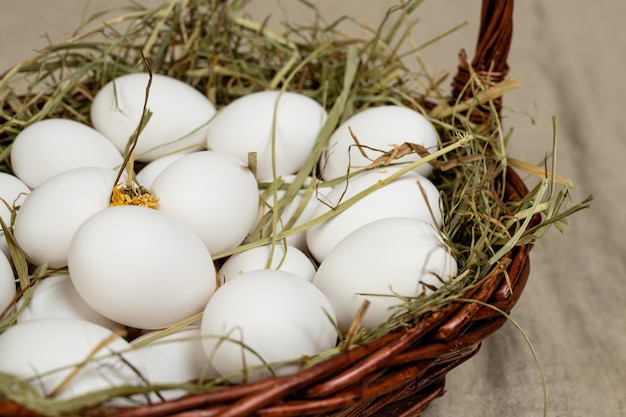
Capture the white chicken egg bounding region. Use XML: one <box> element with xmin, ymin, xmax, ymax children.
<box><xmin>306</xmin><ymin>168</ymin><xmax>442</xmax><ymax>262</ymax></box>
<box><xmin>0</xmin><ymin>251</ymin><xmax>15</xmax><ymax>319</ymax></box>
<box><xmin>320</xmin><ymin>105</ymin><xmax>439</xmax><ymax>181</ymax></box>
<box><xmin>135</xmin><ymin>153</ymin><xmax>185</xmax><ymax>188</ymax></box>
<box><xmin>131</xmin><ymin>326</ymin><xmax>218</xmax><ymax>401</ymax></box>
<box><xmin>9</xmin><ymin>118</ymin><xmax>123</xmax><ymax>188</ymax></box>
<box><xmin>151</xmin><ymin>151</ymin><xmax>259</xmax><ymax>255</ymax></box>
<box><xmin>91</xmin><ymin>73</ymin><xmax>216</xmax><ymax>162</ymax></box>
<box><xmin>312</xmin><ymin>217</ymin><xmax>457</xmax><ymax>332</ymax></box>
<box><xmin>68</xmin><ymin>205</ymin><xmax>216</xmax><ymax>330</ymax></box>
<box><xmin>206</xmin><ymin>91</ymin><xmax>327</xmax><ymax>180</ymax></box>
<box><xmin>0</xmin><ymin>318</ymin><xmax>147</xmax><ymax>400</ymax></box>
<box><xmin>256</xmin><ymin>175</ymin><xmax>323</xmax><ymax>252</ymax></box>
<box><xmin>218</xmin><ymin>244</ymin><xmax>316</xmax><ymax>284</ymax></box>
<box><xmin>200</xmin><ymin>269</ymin><xmax>337</xmax><ymax>383</ymax></box>
<box><xmin>12</xmin><ymin>167</ymin><xmax>119</xmax><ymax>268</ymax></box>
<box><xmin>16</xmin><ymin>274</ymin><xmax>122</xmax><ymax>332</ymax></box>
<box><xmin>0</xmin><ymin>172</ymin><xmax>29</xmax><ymax>258</ymax></box>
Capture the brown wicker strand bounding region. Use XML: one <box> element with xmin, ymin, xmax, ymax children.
<box><xmin>304</xmin><ymin>311</ymin><xmax>448</xmax><ymax>399</ymax></box>
<box><xmin>373</xmin><ymin>349</ymin><xmax>482</xmax><ymax>417</ymax></box>
<box><xmin>104</xmin><ymin>332</ymin><xmax>400</xmax><ymax>417</ymax></box>
<box><xmin>259</xmin><ymin>364</ymin><xmax>436</xmax><ymax>416</ymax></box>
<box><xmin>451</xmin><ymin>0</ymin><xmax>514</xmax><ymax>122</ymax></box>
<box><xmin>473</xmin><ymin>252</ymin><xmax>530</xmax><ymax>321</ymax></box>
<box><xmin>433</xmin><ymin>257</ymin><xmax>510</xmax><ymax>341</ymax></box>
<box><xmin>474</xmin><ymin>0</ymin><xmax>514</xmax><ymax>74</ymax></box>
<box><xmin>386</xmin><ymin>382</ymin><xmax>445</xmax><ymax>417</ymax></box>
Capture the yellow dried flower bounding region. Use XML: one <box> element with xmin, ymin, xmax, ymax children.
<box><xmin>110</xmin><ymin>183</ymin><xmax>159</xmax><ymax>209</ymax></box>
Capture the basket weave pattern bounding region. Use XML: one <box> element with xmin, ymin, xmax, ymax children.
<box><xmin>0</xmin><ymin>1</ymin><xmax>538</xmax><ymax>416</ymax></box>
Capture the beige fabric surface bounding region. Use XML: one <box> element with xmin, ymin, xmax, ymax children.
<box><xmin>1</xmin><ymin>1</ymin><xmax>624</xmax><ymax>416</ymax></box>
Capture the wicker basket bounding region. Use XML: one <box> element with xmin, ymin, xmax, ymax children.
<box><xmin>0</xmin><ymin>0</ymin><xmax>540</xmax><ymax>416</ymax></box>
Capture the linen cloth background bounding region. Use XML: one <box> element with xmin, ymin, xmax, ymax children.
<box><xmin>1</xmin><ymin>1</ymin><xmax>624</xmax><ymax>416</ymax></box>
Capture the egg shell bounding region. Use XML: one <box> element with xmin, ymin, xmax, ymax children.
<box><xmin>256</xmin><ymin>175</ymin><xmax>324</xmax><ymax>252</ymax></box>
<box><xmin>306</xmin><ymin>168</ymin><xmax>442</xmax><ymax>262</ymax></box>
<box><xmin>206</xmin><ymin>91</ymin><xmax>327</xmax><ymax>180</ymax></box>
<box><xmin>312</xmin><ymin>217</ymin><xmax>457</xmax><ymax>332</ymax></box>
<box><xmin>16</xmin><ymin>274</ymin><xmax>122</xmax><ymax>332</ymax></box>
<box><xmin>91</xmin><ymin>72</ymin><xmax>216</xmax><ymax>162</ymax></box>
<box><xmin>151</xmin><ymin>151</ymin><xmax>259</xmax><ymax>255</ymax></box>
<box><xmin>12</xmin><ymin>167</ymin><xmax>119</xmax><ymax>268</ymax></box>
<box><xmin>68</xmin><ymin>205</ymin><xmax>216</xmax><ymax>330</ymax></box>
<box><xmin>320</xmin><ymin>105</ymin><xmax>439</xmax><ymax>181</ymax></box>
<box><xmin>200</xmin><ymin>269</ymin><xmax>337</xmax><ymax>383</ymax></box>
<box><xmin>0</xmin><ymin>251</ymin><xmax>15</xmax><ymax>319</ymax></box>
<box><xmin>131</xmin><ymin>326</ymin><xmax>218</xmax><ymax>401</ymax></box>
<box><xmin>9</xmin><ymin>118</ymin><xmax>123</xmax><ymax>188</ymax></box>
<box><xmin>218</xmin><ymin>244</ymin><xmax>316</xmax><ymax>284</ymax></box>
<box><xmin>0</xmin><ymin>318</ymin><xmax>147</xmax><ymax>400</ymax></box>
<box><xmin>135</xmin><ymin>153</ymin><xmax>185</xmax><ymax>188</ymax></box>
<box><xmin>0</xmin><ymin>172</ymin><xmax>29</xmax><ymax>258</ymax></box>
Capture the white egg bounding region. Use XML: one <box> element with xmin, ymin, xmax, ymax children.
<box><xmin>320</xmin><ymin>105</ymin><xmax>439</xmax><ymax>181</ymax></box>
<box><xmin>9</xmin><ymin>118</ymin><xmax>123</xmax><ymax>188</ymax></box>
<box><xmin>131</xmin><ymin>326</ymin><xmax>218</xmax><ymax>401</ymax></box>
<box><xmin>135</xmin><ymin>153</ymin><xmax>185</xmax><ymax>188</ymax></box>
<box><xmin>312</xmin><ymin>217</ymin><xmax>457</xmax><ymax>332</ymax></box>
<box><xmin>0</xmin><ymin>251</ymin><xmax>15</xmax><ymax>319</ymax></box>
<box><xmin>206</xmin><ymin>91</ymin><xmax>327</xmax><ymax>180</ymax></box>
<box><xmin>68</xmin><ymin>205</ymin><xmax>216</xmax><ymax>330</ymax></box>
<box><xmin>151</xmin><ymin>151</ymin><xmax>259</xmax><ymax>255</ymax></box>
<box><xmin>200</xmin><ymin>269</ymin><xmax>337</xmax><ymax>383</ymax></box>
<box><xmin>0</xmin><ymin>318</ymin><xmax>147</xmax><ymax>400</ymax></box>
<box><xmin>16</xmin><ymin>274</ymin><xmax>122</xmax><ymax>332</ymax></box>
<box><xmin>12</xmin><ymin>167</ymin><xmax>118</xmax><ymax>268</ymax></box>
<box><xmin>0</xmin><ymin>172</ymin><xmax>29</xmax><ymax>258</ymax></box>
<box><xmin>91</xmin><ymin>72</ymin><xmax>216</xmax><ymax>162</ymax></box>
<box><xmin>306</xmin><ymin>168</ymin><xmax>442</xmax><ymax>262</ymax></box>
<box><xmin>218</xmin><ymin>244</ymin><xmax>316</xmax><ymax>284</ymax></box>
<box><xmin>256</xmin><ymin>175</ymin><xmax>325</xmax><ymax>252</ymax></box>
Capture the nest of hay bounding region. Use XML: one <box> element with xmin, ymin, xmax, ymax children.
<box><xmin>0</xmin><ymin>1</ymin><xmax>591</xmax><ymax>416</ymax></box>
